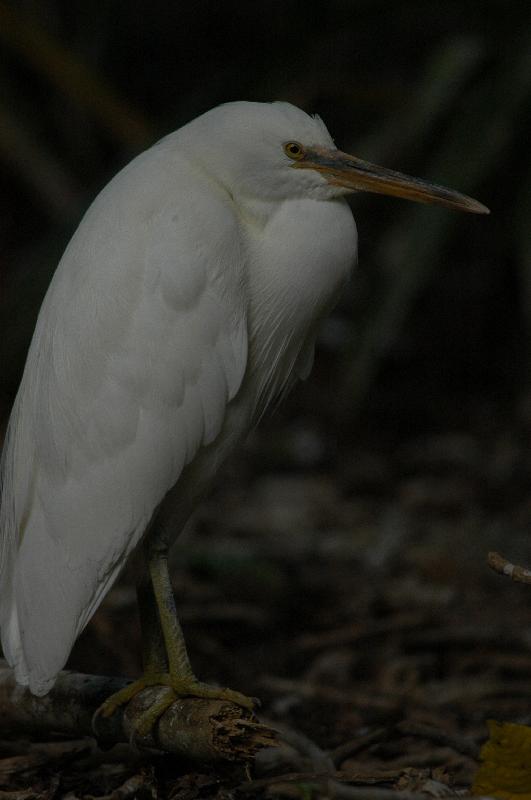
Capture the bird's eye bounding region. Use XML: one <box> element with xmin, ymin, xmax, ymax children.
<box><xmin>283</xmin><ymin>141</ymin><xmax>305</xmax><ymax>160</ymax></box>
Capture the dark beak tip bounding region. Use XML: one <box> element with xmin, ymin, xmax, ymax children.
<box><xmin>472</xmin><ymin>201</ymin><xmax>490</xmax><ymax>215</ymax></box>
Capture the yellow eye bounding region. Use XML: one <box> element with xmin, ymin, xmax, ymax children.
<box><xmin>283</xmin><ymin>141</ymin><xmax>305</xmax><ymax>160</ymax></box>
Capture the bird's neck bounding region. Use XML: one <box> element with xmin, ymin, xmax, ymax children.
<box><xmin>234</xmin><ymin>195</ymin><xmax>281</xmax><ymax>230</ymax></box>
<box><xmin>242</xmin><ymin>196</ymin><xmax>357</xmax><ymax>415</ymax></box>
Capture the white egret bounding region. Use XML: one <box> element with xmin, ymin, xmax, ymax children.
<box><xmin>0</xmin><ymin>101</ymin><xmax>488</xmax><ymax>731</ymax></box>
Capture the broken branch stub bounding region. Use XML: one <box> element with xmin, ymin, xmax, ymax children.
<box><xmin>487</xmin><ymin>551</ymin><xmax>531</xmax><ymax>585</ymax></box>
<box><xmin>0</xmin><ymin>664</ymin><xmax>276</xmax><ymax>762</ymax></box>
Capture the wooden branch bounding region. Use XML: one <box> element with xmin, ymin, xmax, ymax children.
<box><xmin>0</xmin><ymin>664</ymin><xmax>276</xmax><ymax>762</ymax></box>
<box><xmin>488</xmin><ymin>551</ymin><xmax>531</xmax><ymax>585</ymax></box>
<box><xmin>395</xmin><ymin>719</ymin><xmax>479</xmax><ymax>759</ymax></box>
<box><xmin>237</xmin><ymin>772</ymin><xmax>425</xmax><ymax>800</ymax></box>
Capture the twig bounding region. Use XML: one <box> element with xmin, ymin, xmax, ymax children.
<box><xmin>265</xmin><ymin>719</ymin><xmax>334</xmax><ymax>772</ymax></box>
<box><xmin>259</xmin><ymin>676</ymin><xmax>401</xmax><ymax>711</ymax></box>
<box><xmin>0</xmin><ymin>739</ymin><xmax>93</xmax><ymax>779</ymax></box>
<box><xmin>238</xmin><ymin>772</ymin><xmax>424</xmax><ymax>800</ymax></box>
<box><xmin>327</xmin><ymin>787</ymin><xmax>433</xmax><ymax>800</ymax></box>
<box><xmin>487</xmin><ymin>551</ymin><xmax>531</xmax><ymax>585</ymax></box>
<box><xmin>296</xmin><ymin>612</ymin><xmax>427</xmax><ymax>651</ymax></box>
<box><xmin>0</xmin><ymin>665</ymin><xmax>276</xmax><ymax>762</ymax></box>
<box><xmin>330</xmin><ymin>728</ymin><xmax>389</xmax><ymax>767</ymax></box>
<box><xmin>85</xmin><ymin>772</ymin><xmax>153</xmax><ymax>800</ymax></box>
<box><xmin>395</xmin><ymin>721</ymin><xmax>479</xmax><ymax>759</ymax></box>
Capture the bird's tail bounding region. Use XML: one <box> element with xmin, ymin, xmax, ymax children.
<box><xmin>0</xmin><ymin>582</ymin><xmax>31</xmax><ymax>688</ymax></box>
<box><xmin>0</xmin><ymin>407</ymin><xmax>31</xmax><ymax>687</ymax></box>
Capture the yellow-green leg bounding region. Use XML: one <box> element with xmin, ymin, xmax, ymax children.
<box><xmin>137</xmin><ymin>569</ymin><xmax>169</xmax><ymax>676</ymax></box>
<box><xmin>94</xmin><ymin>538</ymin><xmax>256</xmax><ymax>737</ymax></box>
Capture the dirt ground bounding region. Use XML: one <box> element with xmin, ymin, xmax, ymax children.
<box><xmin>2</xmin><ymin>391</ymin><xmax>531</xmax><ymax>799</ymax></box>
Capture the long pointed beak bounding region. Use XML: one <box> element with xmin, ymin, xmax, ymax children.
<box><xmin>299</xmin><ymin>147</ymin><xmax>489</xmax><ymax>214</ymax></box>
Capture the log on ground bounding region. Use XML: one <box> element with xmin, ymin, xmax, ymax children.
<box><xmin>0</xmin><ymin>663</ymin><xmax>276</xmax><ymax>762</ymax></box>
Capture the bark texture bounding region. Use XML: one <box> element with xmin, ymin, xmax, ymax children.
<box><xmin>0</xmin><ymin>664</ymin><xmax>276</xmax><ymax>762</ymax></box>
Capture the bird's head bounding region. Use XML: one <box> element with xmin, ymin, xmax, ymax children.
<box><xmin>178</xmin><ymin>101</ymin><xmax>488</xmax><ymax>214</ymax></box>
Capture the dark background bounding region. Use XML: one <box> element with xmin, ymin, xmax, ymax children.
<box><xmin>2</xmin><ymin>1</ymin><xmax>530</xmax><ymax>434</ymax></box>
<box><xmin>1</xmin><ymin>1</ymin><xmax>531</xmax><ymax>793</ymax></box>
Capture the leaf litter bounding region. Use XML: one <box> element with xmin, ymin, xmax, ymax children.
<box><xmin>2</xmin><ymin>411</ymin><xmax>531</xmax><ymax>799</ymax></box>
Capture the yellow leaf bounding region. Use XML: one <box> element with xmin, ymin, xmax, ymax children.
<box><xmin>472</xmin><ymin>720</ymin><xmax>531</xmax><ymax>798</ymax></box>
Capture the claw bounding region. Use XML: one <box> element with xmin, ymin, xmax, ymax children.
<box><xmin>92</xmin><ymin>673</ymin><xmax>258</xmax><ymax>739</ymax></box>
<box><xmin>134</xmin><ymin>686</ymin><xmax>176</xmax><ymax>737</ymax></box>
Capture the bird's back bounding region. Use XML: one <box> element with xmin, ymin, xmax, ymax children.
<box><xmin>0</xmin><ymin>106</ymin><xmax>358</xmax><ymax>696</ymax></box>
<box><xmin>0</xmin><ymin>136</ymin><xmax>250</xmax><ymax>694</ymax></box>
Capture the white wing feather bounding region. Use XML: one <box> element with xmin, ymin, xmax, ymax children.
<box><xmin>0</xmin><ymin>138</ymin><xmax>248</xmax><ymax>694</ymax></box>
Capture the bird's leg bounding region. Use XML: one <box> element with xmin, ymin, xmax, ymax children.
<box><xmin>92</xmin><ymin>577</ymin><xmax>170</xmax><ymax>722</ymax></box>
<box><xmin>147</xmin><ymin>545</ymin><xmax>195</xmax><ymax>681</ymax></box>
<box><xmin>128</xmin><ymin>543</ymin><xmax>256</xmax><ymax>734</ymax></box>
<box><xmin>94</xmin><ymin>536</ymin><xmax>256</xmax><ymax>737</ymax></box>
<box><xmin>137</xmin><ymin>574</ymin><xmax>169</xmax><ymax>676</ymax></box>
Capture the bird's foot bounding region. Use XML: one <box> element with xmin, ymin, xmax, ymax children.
<box><xmin>93</xmin><ymin>673</ymin><xmax>258</xmax><ymax>738</ymax></box>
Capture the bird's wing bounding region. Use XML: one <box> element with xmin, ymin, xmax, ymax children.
<box><xmin>0</xmin><ymin>147</ymin><xmax>248</xmax><ymax>694</ymax></box>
